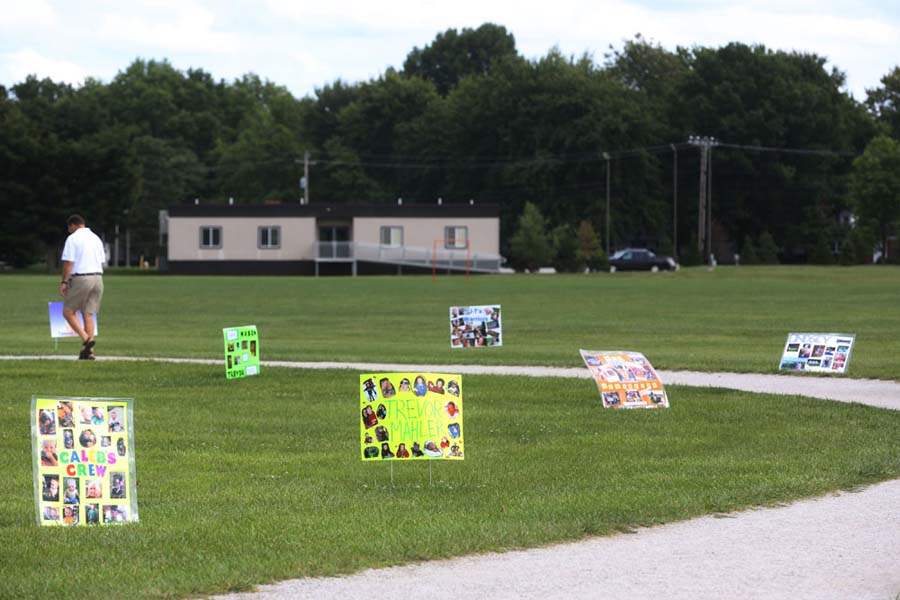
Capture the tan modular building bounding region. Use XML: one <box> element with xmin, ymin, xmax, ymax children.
<box><xmin>162</xmin><ymin>203</ymin><xmax>502</xmax><ymax>275</ymax></box>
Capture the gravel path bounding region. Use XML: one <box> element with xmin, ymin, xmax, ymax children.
<box><xmin>3</xmin><ymin>354</ymin><xmax>899</xmax><ymax>410</ymax></box>
<box><xmin>6</xmin><ymin>354</ymin><xmax>899</xmax><ymax>598</ymax></box>
<box><xmin>219</xmin><ymin>478</ymin><xmax>900</xmax><ymax>600</ymax></box>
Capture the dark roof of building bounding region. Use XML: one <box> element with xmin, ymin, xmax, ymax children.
<box><xmin>168</xmin><ymin>202</ymin><xmax>500</xmax><ymax>218</ymax></box>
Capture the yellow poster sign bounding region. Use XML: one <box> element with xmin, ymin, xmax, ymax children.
<box><xmin>359</xmin><ymin>373</ymin><xmax>464</xmax><ymax>460</ymax></box>
<box><xmin>31</xmin><ymin>396</ymin><xmax>138</xmax><ymax>526</ymax></box>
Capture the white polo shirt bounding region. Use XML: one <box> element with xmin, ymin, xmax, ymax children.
<box><xmin>61</xmin><ymin>227</ymin><xmax>106</xmax><ymax>274</ymax></box>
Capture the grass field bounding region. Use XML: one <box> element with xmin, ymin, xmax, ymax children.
<box><xmin>2</xmin><ymin>266</ymin><xmax>900</xmax><ymax>379</ymax></box>
<box><xmin>0</xmin><ymin>360</ymin><xmax>898</xmax><ymax>598</ymax></box>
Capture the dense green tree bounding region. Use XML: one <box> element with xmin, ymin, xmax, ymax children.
<box><xmin>849</xmin><ymin>135</ymin><xmax>900</xmax><ymax>261</ymax></box>
<box><xmin>739</xmin><ymin>237</ymin><xmax>759</xmax><ymax>265</ymax></box>
<box><xmin>0</xmin><ymin>27</ymin><xmax>888</xmax><ymax>267</ymax></box>
<box><xmin>551</xmin><ymin>224</ymin><xmax>581</xmax><ymax>272</ymax></box>
<box><xmin>576</xmin><ymin>220</ymin><xmax>607</xmax><ymax>271</ymax></box>
<box><xmin>757</xmin><ymin>231</ymin><xmax>781</xmax><ymax>264</ymax></box>
<box><xmin>866</xmin><ymin>66</ymin><xmax>900</xmax><ymax>140</ymax></box>
<box><xmin>508</xmin><ymin>202</ymin><xmax>552</xmax><ymax>271</ymax></box>
<box><xmin>403</xmin><ymin>24</ymin><xmax>517</xmax><ymax>95</ymax></box>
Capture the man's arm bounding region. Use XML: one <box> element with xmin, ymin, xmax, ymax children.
<box><xmin>59</xmin><ymin>261</ymin><xmax>73</xmax><ymax>297</ymax></box>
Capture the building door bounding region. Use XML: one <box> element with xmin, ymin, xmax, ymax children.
<box><xmin>318</xmin><ymin>225</ymin><xmax>351</xmax><ymax>258</ymax></box>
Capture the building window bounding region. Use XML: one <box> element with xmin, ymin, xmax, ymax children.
<box><xmin>200</xmin><ymin>226</ymin><xmax>222</xmax><ymax>249</ymax></box>
<box><xmin>258</xmin><ymin>226</ymin><xmax>281</xmax><ymax>249</ymax></box>
<box><xmin>445</xmin><ymin>226</ymin><xmax>468</xmax><ymax>249</ymax></box>
<box><xmin>379</xmin><ymin>226</ymin><xmax>403</xmax><ymax>247</ymax></box>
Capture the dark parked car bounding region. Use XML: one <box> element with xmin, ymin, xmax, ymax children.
<box><xmin>609</xmin><ymin>248</ymin><xmax>678</xmax><ymax>272</ymax></box>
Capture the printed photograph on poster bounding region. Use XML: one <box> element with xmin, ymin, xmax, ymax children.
<box><xmin>223</xmin><ymin>325</ymin><xmax>261</xmax><ymax>379</ymax></box>
<box><xmin>48</xmin><ymin>301</ymin><xmax>99</xmax><ymax>339</ymax></box>
<box><xmin>30</xmin><ymin>396</ymin><xmax>138</xmax><ymax>527</ymax></box>
<box><xmin>778</xmin><ymin>332</ymin><xmax>855</xmax><ymax>374</ymax></box>
<box><xmin>359</xmin><ymin>373</ymin><xmax>464</xmax><ymax>461</ymax></box>
<box><xmin>579</xmin><ymin>349</ymin><xmax>669</xmax><ymax>409</ymax></box>
<box><xmin>449</xmin><ymin>305</ymin><xmax>501</xmax><ymax>348</ymax></box>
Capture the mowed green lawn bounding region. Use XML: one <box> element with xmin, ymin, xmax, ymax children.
<box><xmin>0</xmin><ymin>360</ymin><xmax>898</xmax><ymax>599</ymax></box>
<box><xmin>2</xmin><ymin>266</ymin><xmax>899</xmax><ymax>378</ymax></box>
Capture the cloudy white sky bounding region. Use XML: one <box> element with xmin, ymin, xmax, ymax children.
<box><xmin>1</xmin><ymin>0</ymin><xmax>897</xmax><ymax>100</ymax></box>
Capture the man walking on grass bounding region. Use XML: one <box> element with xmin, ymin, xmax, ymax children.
<box><xmin>59</xmin><ymin>214</ymin><xmax>105</xmax><ymax>360</ymax></box>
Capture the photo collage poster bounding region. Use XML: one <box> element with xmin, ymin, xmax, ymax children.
<box><xmin>48</xmin><ymin>301</ymin><xmax>99</xmax><ymax>339</ymax></box>
<box><xmin>449</xmin><ymin>305</ymin><xmax>502</xmax><ymax>348</ymax></box>
<box><xmin>359</xmin><ymin>373</ymin><xmax>464</xmax><ymax>461</ymax></box>
<box><xmin>31</xmin><ymin>396</ymin><xmax>138</xmax><ymax>526</ymax></box>
<box><xmin>779</xmin><ymin>333</ymin><xmax>855</xmax><ymax>374</ymax></box>
<box><xmin>223</xmin><ymin>325</ymin><xmax>260</xmax><ymax>379</ymax></box>
<box><xmin>579</xmin><ymin>349</ymin><xmax>670</xmax><ymax>409</ymax></box>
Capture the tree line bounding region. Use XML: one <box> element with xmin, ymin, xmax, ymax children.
<box><xmin>1</xmin><ymin>23</ymin><xmax>899</xmax><ymax>269</ymax></box>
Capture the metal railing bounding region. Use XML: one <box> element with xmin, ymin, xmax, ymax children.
<box><xmin>313</xmin><ymin>241</ymin><xmax>503</xmax><ymax>272</ymax></box>
<box><xmin>315</xmin><ymin>241</ymin><xmax>354</xmax><ymax>260</ymax></box>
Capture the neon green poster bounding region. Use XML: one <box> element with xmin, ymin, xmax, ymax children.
<box><xmin>223</xmin><ymin>325</ymin><xmax>260</xmax><ymax>379</ymax></box>
<box><xmin>359</xmin><ymin>373</ymin><xmax>464</xmax><ymax>461</ymax></box>
<box><xmin>31</xmin><ymin>396</ymin><xmax>138</xmax><ymax>526</ymax></box>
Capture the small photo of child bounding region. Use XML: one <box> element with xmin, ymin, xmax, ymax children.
<box><xmin>63</xmin><ymin>477</ymin><xmax>79</xmax><ymax>504</ymax></box>
<box><xmin>110</xmin><ymin>473</ymin><xmax>126</xmax><ymax>499</ymax></box>
<box><xmin>108</xmin><ymin>407</ymin><xmax>124</xmax><ymax>433</ymax></box>
<box><xmin>86</xmin><ymin>478</ymin><xmax>103</xmax><ymax>499</ymax></box>
<box><xmin>42</xmin><ymin>474</ymin><xmax>60</xmax><ymax>502</ymax></box>
<box><xmin>62</xmin><ymin>506</ymin><xmax>79</xmax><ymax>526</ymax></box>
<box><xmin>39</xmin><ymin>409</ymin><xmax>56</xmax><ymax>435</ymax></box>
<box><xmin>57</xmin><ymin>401</ymin><xmax>74</xmax><ymax>428</ymax></box>
<box><xmin>85</xmin><ymin>503</ymin><xmax>100</xmax><ymax>525</ymax></box>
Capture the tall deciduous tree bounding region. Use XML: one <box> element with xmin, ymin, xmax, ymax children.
<box><xmin>403</xmin><ymin>24</ymin><xmax>517</xmax><ymax>95</ymax></box>
<box><xmin>849</xmin><ymin>135</ymin><xmax>900</xmax><ymax>261</ymax></box>
<box><xmin>866</xmin><ymin>66</ymin><xmax>900</xmax><ymax>140</ymax></box>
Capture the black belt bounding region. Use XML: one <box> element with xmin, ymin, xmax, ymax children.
<box><xmin>72</xmin><ymin>272</ymin><xmax>102</xmax><ymax>277</ymax></box>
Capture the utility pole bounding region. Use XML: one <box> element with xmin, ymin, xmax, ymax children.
<box><xmin>707</xmin><ymin>143</ymin><xmax>714</xmax><ymax>263</ymax></box>
<box><xmin>603</xmin><ymin>152</ymin><xmax>611</xmax><ymax>257</ymax></box>
<box><xmin>296</xmin><ymin>151</ymin><xmax>314</xmax><ymax>204</ymax></box>
<box><xmin>670</xmin><ymin>144</ymin><xmax>678</xmax><ymax>260</ymax></box>
<box><xmin>687</xmin><ymin>136</ymin><xmax>718</xmax><ymax>264</ymax></box>
<box><xmin>303</xmin><ymin>151</ymin><xmax>310</xmax><ymax>205</ymax></box>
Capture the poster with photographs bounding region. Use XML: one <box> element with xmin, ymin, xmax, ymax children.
<box><xmin>31</xmin><ymin>396</ymin><xmax>138</xmax><ymax>527</ymax></box>
<box><xmin>579</xmin><ymin>349</ymin><xmax>669</xmax><ymax>409</ymax></box>
<box><xmin>359</xmin><ymin>373</ymin><xmax>464</xmax><ymax>461</ymax></box>
<box><xmin>223</xmin><ymin>325</ymin><xmax>260</xmax><ymax>379</ymax></box>
<box><xmin>779</xmin><ymin>333</ymin><xmax>855</xmax><ymax>374</ymax></box>
<box><xmin>48</xmin><ymin>301</ymin><xmax>99</xmax><ymax>339</ymax></box>
<box><xmin>449</xmin><ymin>305</ymin><xmax>502</xmax><ymax>348</ymax></box>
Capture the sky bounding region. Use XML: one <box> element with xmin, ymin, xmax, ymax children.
<box><xmin>1</xmin><ymin>0</ymin><xmax>897</xmax><ymax>100</ymax></box>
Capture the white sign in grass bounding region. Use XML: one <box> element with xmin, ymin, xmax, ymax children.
<box><xmin>779</xmin><ymin>333</ymin><xmax>855</xmax><ymax>374</ymax></box>
<box><xmin>48</xmin><ymin>301</ymin><xmax>98</xmax><ymax>339</ymax></box>
<box><xmin>449</xmin><ymin>305</ymin><xmax>501</xmax><ymax>348</ymax></box>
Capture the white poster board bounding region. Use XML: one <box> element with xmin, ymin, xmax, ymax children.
<box><xmin>48</xmin><ymin>302</ymin><xmax>99</xmax><ymax>339</ymax></box>
<box><xmin>778</xmin><ymin>333</ymin><xmax>855</xmax><ymax>374</ymax></box>
<box><xmin>449</xmin><ymin>305</ymin><xmax>502</xmax><ymax>348</ymax></box>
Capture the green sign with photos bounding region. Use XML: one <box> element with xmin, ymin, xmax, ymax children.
<box><xmin>223</xmin><ymin>325</ymin><xmax>260</xmax><ymax>379</ymax></box>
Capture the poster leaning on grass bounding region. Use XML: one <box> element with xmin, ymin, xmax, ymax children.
<box><xmin>449</xmin><ymin>305</ymin><xmax>501</xmax><ymax>348</ymax></box>
<box><xmin>31</xmin><ymin>396</ymin><xmax>138</xmax><ymax>526</ymax></box>
<box><xmin>579</xmin><ymin>349</ymin><xmax>669</xmax><ymax>409</ymax></box>
<box><xmin>223</xmin><ymin>325</ymin><xmax>260</xmax><ymax>379</ymax></box>
<box><xmin>778</xmin><ymin>333</ymin><xmax>855</xmax><ymax>374</ymax></box>
<box><xmin>359</xmin><ymin>373</ymin><xmax>464</xmax><ymax>460</ymax></box>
